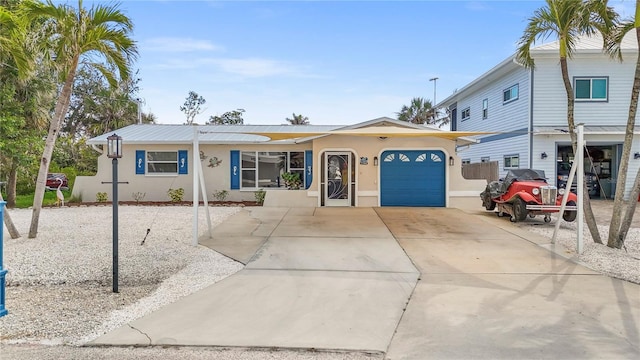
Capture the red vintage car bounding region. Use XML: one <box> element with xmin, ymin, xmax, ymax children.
<box><xmin>480</xmin><ymin>169</ymin><xmax>578</xmax><ymax>223</ymax></box>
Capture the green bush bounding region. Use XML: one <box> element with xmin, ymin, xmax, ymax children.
<box><xmin>212</xmin><ymin>189</ymin><xmax>229</xmax><ymax>202</ymax></box>
<box><xmin>281</xmin><ymin>172</ymin><xmax>302</xmax><ymax>190</ymax></box>
<box><xmin>254</xmin><ymin>189</ymin><xmax>266</xmax><ymax>206</ymax></box>
<box><xmin>167</xmin><ymin>188</ymin><xmax>184</xmax><ymax>202</ymax></box>
<box><xmin>96</xmin><ymin>192</ymin><xmax>108</xmax><ymax>202</ymax></box>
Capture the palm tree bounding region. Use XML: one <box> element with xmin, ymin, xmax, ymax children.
<box><xmin>397</xmin><ymin>97</ymin><xmax>434</xmax><ymax>125</ymax></box>
<box><xmin>605</xmin><ymin>1</ymin><xmax>640</xmax><ymax>248</ymax></box>
<box><xmin>516</xmin><ymin>0</ymin><xmax>618</xmax><ymax>245</ymax></box>
<box><xmin>21</xmin><ymin>0</ymin><xmax>137</xmax><ymax>238</ymax></box>
<box><xmin>286</xmin><ymin>113</ymin><xmax>310</xmax><ymax>125</ymax></box>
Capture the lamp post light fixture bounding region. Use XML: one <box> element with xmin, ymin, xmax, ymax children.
<box><xmin>106</xmin><ymin>134</ymin><xmax>122</xmax><ymax>293</ymax></box>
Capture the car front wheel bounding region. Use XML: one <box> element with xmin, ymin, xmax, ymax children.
<box><xmin>563</xmin><ymin>200</ymin><xmax>577</xmax><ymax>222</ymax></box>
<box><xmin>513</xmin><ymin>198</ymin><xmax>528</xmax><ymax>222</ymax></box>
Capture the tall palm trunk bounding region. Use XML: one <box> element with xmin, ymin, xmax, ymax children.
<box><xmin>560</xmin><ymin>56</ymin><xmax>603</xmax><ymax>244</ymax></box>
<box><xmin>608</xmin><ymin>19</ymin><xmax>640</xmax><ymax>248</ymax></box>
<box><xmin>28</xmin><ymin>61</ymin><xmax>78</xmax><ymax>238</ymax></box>
<box><xmin>618</xmin><ymin>168</ymin><xmax>640</xmax><ymax>245</ymax></box>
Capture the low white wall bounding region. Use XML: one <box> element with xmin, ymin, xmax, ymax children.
<box><xmin>263</xmin><ymin>190</ymin><xmax>317</xmax><ymax>207</ymax></box>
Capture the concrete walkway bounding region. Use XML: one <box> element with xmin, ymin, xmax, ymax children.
<box><xmin>91</xmin><ymin>207</ymin><xmax>640</xmax><ymax>359</ymax></box>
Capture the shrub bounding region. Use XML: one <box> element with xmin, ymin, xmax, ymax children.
<box><xmin>254</xmin><ymin>189</ymin><xmax>266</xmax><ymax>206</ymax></box>
<box><xmin>281</xmin><ymin>172</ymin><xmax>302</xmax><ymax>190</ymax></box>
<box><xmin>167</xmin><ymin>188</ymin><xmax>184</xmax><ymax>202</ymax></box>
<box><xmin>96</xmin><ymin>192</ymin><xmax>108</xmax><ymax>202</ymax></box>
<box><xmin>132</xmin><ymin>192</ymin><xmax>146</xmax><ymax>204</ymax></box>
<box><xmin>212</xmin><ymin>189</ymin><xmax>229</xmax><ymax>202</ymax></box>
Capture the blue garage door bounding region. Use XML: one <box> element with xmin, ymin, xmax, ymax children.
<box><xmin>380</xmin><ymin>150</ymin><xmax>446</xmax><ymax>207</ymax></box>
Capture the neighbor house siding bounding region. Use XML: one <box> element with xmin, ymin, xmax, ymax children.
<box><xmin>532</xmin><ymin>54</ymin><xmax>638</xmax><ymax>127</ymax></box>
<box><xmin>456</xmin><ymin>67</ymin><xmax>530</xmax><ymax>133</ymax></box>
<box><xmin>458</xmin><ymin>134</ymin><xmax>529</xmax><ymax>179</ymax></box>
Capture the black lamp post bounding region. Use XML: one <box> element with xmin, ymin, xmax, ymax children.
<box><xmin>106</xmin><ymin>133</ymin><xmax>122</xmax><ymax>293</ymax></box>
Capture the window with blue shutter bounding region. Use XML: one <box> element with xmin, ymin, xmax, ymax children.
<box><xmin>178</xmin><ymin>150</ymin><xmax>188</xmax><ymax>174</ymax></box>
<box><xmin>135</xmin><ymin>150</ymin><xmax>145</xmax><ymax>174</ymax></box>
<box><xmin>230</xmin><ymin>150</ymin><xmax>240</xmax><ymax>189</ymax></box>
<box><xmin>305</xmin><ymin>150</ymin><xmax>313</xmax><ymax>189</ymax></box>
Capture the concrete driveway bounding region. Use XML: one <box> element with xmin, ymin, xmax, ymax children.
<box><xmin>91</xmin><ymin>207</ymin><xmax>419</xmax><ymax>352</ymax></box>
<box><xmin>91</xmin><ymin>207</ymin><xmax>640</xmax><ymax>359</ymax></box>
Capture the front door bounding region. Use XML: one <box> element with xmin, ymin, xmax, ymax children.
<box><xmin>324</xmin><ymin>152</ymin><xmax>350</xmax><ymax>206</ymax></box>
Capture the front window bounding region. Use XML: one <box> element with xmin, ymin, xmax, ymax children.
<box><xmin>575</xmin><ymin>77</ymin><xmax>608</xmax><ymax>101</ymax></box>
<box><xmin>147</xmin><ymin>151</ymin><xmax>178</xmax><ymax>174</ymax></box>
<box><xmin>504</xmin><ymin>154</ymin><xmax>519</xmax><ymax>169</ymax></box>
<box><xmin>503</xmin><ymin>84</ymin><xmax>519</xmax><ymax>103</ymax></box>
<box><xmin>241</xmin><ymin>151</ymin><xmax>304</xmax><ymax>188</ymax></box>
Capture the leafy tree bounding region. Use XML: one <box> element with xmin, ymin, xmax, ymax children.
<box><xmin>207</xmin><ymin>108</ymin><xmax>245</xmax><ymax>125</ymax></box>
<box><xmin>0</xmin><ymin>0</ymin><xmax>52</xmax><ymax>208</ymax></box>
<box><xmin>516</xmin><ymin>0</ymin><xmax>618</xmax><ymax>245</ymax></box>
<box><xmin>65</xmin><ymin>65</ymin><xmax>151</xmax><ymax>138</ymax></box>
<box><xmin>397</xmin><ymin>97</ymin><xmax>435</xmax><ymax>125</ymax></box>
<box><xmin>180</xmin><ymin>90</ymin><xmax>206</xmax><ymax>125</ymax></box>
<box><xmin>286</xmin><ymin>113</ymin><xmax>310</xmax><ymax>125</ymax></box>
<box><xmin>13</xmin><ymin>0</ymin><xmax>138</xmax><ymax>238</ymax></box>
<box><xmin>604</xmin><ymin>0</ymin><xmax>640</xmax><ymax>248</ymax></box>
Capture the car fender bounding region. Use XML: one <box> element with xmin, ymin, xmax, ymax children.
<box><xmin>509</xmin><ymin>191</ymin><xmax>535</xmax><ymax>203</ymax></box>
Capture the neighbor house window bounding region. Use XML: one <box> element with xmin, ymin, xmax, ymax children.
<box><xmin>574</xmin><ymin>77</ymin><xmax>608</xmax><ymax>101</ymax></box>
<box><xmin>482</xmin><ymin>98</ymin><xmax>488</xmax><ymax>119</ymax></box>
<box><xmin>241</xmin><ymin>151</ymin><xmax>304</xmax><ymax>189</ymax></box>
<box><xmin>462</xmin><ymin>159</ymin><xmax>471</xmax><ymax>165</ymax></box>
<box><xmin>147</xmin><ymin>151</ymin><xmax>178</xmax><ymax>174</ymax></box>
<box><xmin>504</xmin><ymin>154</ymin><xmax>519</xmax><ymax>169</ymax></box>
<box><xmin>461</xmin><ymin>107</ymin><xmax>470</xmax><ymax>121</ymax></box>
<box><xmin>503</xmin><ymin>84</ymin><xmax>519</xmax><ymax>103</ymax></box>
<box><xmin>481</xmin><ymin>156</ymin><xmax>490</xmax><ymax>163</ymax></box>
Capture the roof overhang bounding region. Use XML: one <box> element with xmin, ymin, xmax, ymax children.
<box><xmin>534</xmin><ymin>126</ymin><xmax>640</xmax><ymax>135</ymax></box>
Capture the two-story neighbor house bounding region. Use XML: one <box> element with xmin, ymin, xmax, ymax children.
<box><xmin>439</xmin><ymin>33</ymin><xmax>639</xmax><ymax>199</ymax></box>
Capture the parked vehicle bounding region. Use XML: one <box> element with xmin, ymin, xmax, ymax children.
<box><xmin>480</xmin><ymin>169</ymin><xmax>578</xmax><ymax>223</ymax></box>
<box><xmin>46</xmin><ymin>173</ymin><xmax>69</xmax><ymax>191</ymax></box>
<box><xmin>556</xmin><ymin>162</ymin><xmax>599</xmax><ymax>197</ymax></box>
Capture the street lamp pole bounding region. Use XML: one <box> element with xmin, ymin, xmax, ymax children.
<box><xmin>106</xmin><ymin>134</ymin><xmax>122</xmax><ymax>293</ymax></box>
<box><xmin>429</xmin><ymin>77</ymin><xmax>439</xmax><ymax>122</ymax></box>
<box><xmin>429</xmin><ymin>77</ymin><xmax>438</xmax><ymax>106</ymax></box>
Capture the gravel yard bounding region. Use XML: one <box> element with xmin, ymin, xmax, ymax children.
<box><xmin>0</xmin><ymin>201</ymin><xmax>638</xmax><ymax>359</ymax></box>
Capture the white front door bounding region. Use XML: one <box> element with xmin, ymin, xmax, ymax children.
<box><xmin>324</xmin><ymin>152</ymin><xmax>350</xmax><ymax>206</ymax></box>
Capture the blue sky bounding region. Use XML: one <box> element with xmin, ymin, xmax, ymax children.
<box><xmin>116</xmin><ymin>0</ymin><xmax>634</xmax><ymax>126</ymax></box>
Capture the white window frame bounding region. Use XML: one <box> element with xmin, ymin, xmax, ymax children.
<box><xmin>461</xmin><ymin>107</ymin><xmax>470</xmax><ymax>121</ymax></box>
<box><xmin>146</xmin><ymin>151</ymin><xmax>178</xmax><ymax>175</ymax></box>
<box><xmin>504</xmin><ymin>154</ymin><xmax>520</xmax><ymax>169</ymax></box>
<box><xmin>481</xmin><ymin>156</ymin><xmax>490</xmax><ymax>163</ymax></box>
<box><xmin>503</xmin><ymin>84</ymin><xmax>519</xmax><ymax>104</ymax></box>
<box><xmin>482</xmin><ymin>98</ymin><xmax>488</xmax><ymax>119</ymax></box>
<box><xmin>574</xmin><ymin>76</ymin><xmax>608</xmax><ymax>101</ymax></box>
<box><xmin>462</xmin><ymin>158</ymin><xmax>471</xmax><ymax>165</ymax></box>
<box><xmin>240</xmin><ymin>151</ymin><xmax>304</xmax><ymax>189</ymax></box>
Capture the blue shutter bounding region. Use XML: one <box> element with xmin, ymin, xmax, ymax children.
<box><xmin>230</xmin><ymin>150</ymin><xmax>240</xmax><ymax>189</ymax></box>
<box><xmin>305</xmin><ymin>150</ymin><xmax>313</xmax><ymax>189</ymax></box>
<box><xmin>135</xmin><ymin>150</ymin><xmax>145</xmax><ymax>174</ymax></box>
<box><xmin>178</xmin><ymin>150</ymin><xmax>188</xmax><ymax>174</ymax></box>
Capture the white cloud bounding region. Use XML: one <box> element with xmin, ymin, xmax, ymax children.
<box><xmin>209</xmin><ymin>58</ymin><xmax>298</xmax><ymax>77</ymax></box>
<box><xmin>142</xmin><ymin>37</ymin><xmax>224</xmax><ymax>53</ymax></box>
